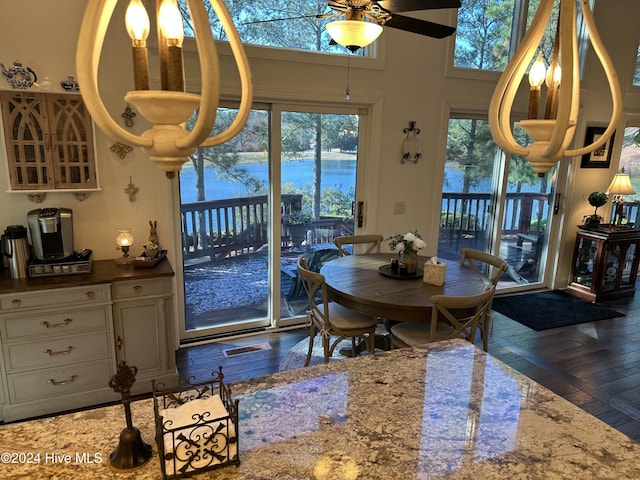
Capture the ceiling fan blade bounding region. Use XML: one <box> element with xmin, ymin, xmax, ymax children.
<box><xmin>383</xmin><ymin>13</ymin><xmax>456</xmax><ymax>38</ymax></box>
<box><xmin>376</xmin><ymin>0</ymin><xmax>461</xmax><ymax>13</ymax></box>
<box><xmin>242</xmin><ymin>14</ymin><xmax>322</xmax><ymax>25</ymax></box>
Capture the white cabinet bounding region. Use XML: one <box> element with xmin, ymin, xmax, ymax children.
<box><xmin>0</xmin><ymin>285</ymin><xmax>117</xmax><ymax>422</ymax></box>
<box><xmin>111</xmin><ymin>277</ymin><xmax>177</xmax><ymax>395</ymax></box>
<box><xmin>0</xmin><ymin>259</ymin><xmax>177</xmax><ymax>422</ymax></box>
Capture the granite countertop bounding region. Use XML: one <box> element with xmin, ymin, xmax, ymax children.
<box><xmin>0</xmin><ymin>258</ymin><xmax>174</xmax><ymax>294</ymax></box>
<box><xmin>2</xmin><ymin>339</ymin><xmax>640</xmax><ymax>479</ymax></box>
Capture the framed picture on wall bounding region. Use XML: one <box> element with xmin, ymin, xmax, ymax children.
<box><xmin>581</xmin><ymin>126</ymin><xmax>615</xmax><ymax>168</ymax></box>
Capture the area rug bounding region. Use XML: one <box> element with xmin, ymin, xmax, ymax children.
<box><xmin>279</xmin><ymin>328</ymin><xmax>388</xmax><ymax>371</ymax></box>
<box><xmin>492</xmin><ymin>290</ymin><xmax>624</xmax><ymax>331</ymax></box>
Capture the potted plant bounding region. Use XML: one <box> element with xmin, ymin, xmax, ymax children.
<box><xmin>284</xmin><ymin>211</ymin><xmax>313</xmax><ymax>249</ymax></box>
<box><xmin>584</xmin><ymin>191</ymin><xmax>608</xmax><ymax>227</ymax></box>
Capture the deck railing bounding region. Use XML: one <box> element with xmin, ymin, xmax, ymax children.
<box><xmin>440</xmin><ymin>191</ymin><xmax>549</xmax><ymax>239</ymax></box>
<box><xmin>180</xmin><ymin>194</ymin><xmax>353</xmax><ymax>260</ymax></box>
<box><xmin>181</xmin><ymin>191</ymin><xmax>551</xmax><ymax>261</ymax></box>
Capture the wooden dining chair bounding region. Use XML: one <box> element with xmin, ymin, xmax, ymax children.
<box><xmin>297</xmin><ymin>257</ymin><xmax>377</xmax><ymax>366</ymax></box>
<box><xmin>334</xmin><ymin>234</ymin><xmax>384</xmax><ymax>256</ymax></box>
<box><xmin>459</xmin><ymin>248</ymin><xmax>507</xmax><ymax>351</ymax></box>
<box><xmin>389</xmin><ymin>286</ymin><xmax>496</xmax><ymax>351</ymax></box>
<box><xmin>460</xmin><ymin>248</ymin><xmax>508</xmax><ymax>285</ymax></box>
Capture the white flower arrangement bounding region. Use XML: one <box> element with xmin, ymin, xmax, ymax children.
<box><xmin>387</xmin><ymin>231</ymin><xmax>427</xmax><ymax>254</ymax></box>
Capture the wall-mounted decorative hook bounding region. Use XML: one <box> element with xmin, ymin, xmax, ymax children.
<box><xmin>402</xmin><ymin>120</ymin><xmax>422</xmax><ymax>164</ymax></box>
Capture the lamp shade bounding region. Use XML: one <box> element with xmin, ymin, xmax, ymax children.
<box><xmin>606</xmin><ymin>169</ymin><xmax>636</xmax><ymax>196</ymax></box>
<box><xmin>116</xmin><ymin>228</ymin><xmax>134</xmax><ymax>247</ymax></box>
<box><xmin>326</xmin><ymin>20</ymin><xmax>383</xmax><ymax>52</ymax></box>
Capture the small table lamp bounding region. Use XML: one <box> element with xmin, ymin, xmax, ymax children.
<box><xmin>606</xmin><ymin>168</ymin><xmax>636</xmax><ymax>225</ymax></box>
<box><xmin>115</xmin><ymin>228</ymin><xmax>134</xmax><ymax>264</ymax></box>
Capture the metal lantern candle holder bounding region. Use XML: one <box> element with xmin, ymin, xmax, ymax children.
<box><xmin>152</xmin><ymin>366</ymin><xmax>239</xmax><ymax>479</ymax></box>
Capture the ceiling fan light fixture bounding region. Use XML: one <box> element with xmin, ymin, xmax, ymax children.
<box><xmin>326</xmin><ymin>20</ymin><xmax>383</xmax><ymax>52</ymax></box>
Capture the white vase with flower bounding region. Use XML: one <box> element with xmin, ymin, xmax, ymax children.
<box><xmin>387</xmin><ymin>231</ymin><xmax>427</xmax><ymax>274</ymax></box>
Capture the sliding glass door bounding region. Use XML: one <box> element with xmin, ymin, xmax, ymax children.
<box><xmin>179</xmin><ymin>103</ymin><xmax>362</xmax><ymax>341</ymax></box>
<box><xmin>439</xmin><ymin>115</ymin><xmax>555</xmax><ymax>290</ymax></box>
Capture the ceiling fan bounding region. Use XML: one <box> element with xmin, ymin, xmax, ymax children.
<box><xmin>323</xmin><ymin>0</ymin><xmax>462</xmax><ymax>43</ymax></box>
<box><xmin>249</xmin><ymin>0</ymin><xmax>461</xmax><ymax>51</ymax></box>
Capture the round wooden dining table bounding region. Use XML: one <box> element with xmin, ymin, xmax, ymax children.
<box><xmin>320</xmin><ymin>253</ymin><xmax>492</xmax><ymax>322</ymax></box>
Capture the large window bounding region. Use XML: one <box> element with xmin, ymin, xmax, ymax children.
<box><xmin>454</xmin><ymin>0</ymin><xmax>582</xmax><ymax>73</ymax></box>
<box><xmin>179</xmin><ymin>0</ymin><xmax>365</xmax><ymax>56</ymax></box>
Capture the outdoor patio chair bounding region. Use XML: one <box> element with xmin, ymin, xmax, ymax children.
<box><xmin>459</xmin><ymin>248</ymin><xmax>508</xmax><ymax>351</ymax></box>
<box><xmin>389</xmin><ymin>286</ymin><xmax>496</xmax><ymax>351</ymax></box>
<box><xmin>334</xmin><ymin>234</ymin><xmax>384</xmax><ymax>256</ymax></box>
<box><xmin>297</xmin><ymin>257</ymin><xmax>377</xmax><ymax>366</ymax></box>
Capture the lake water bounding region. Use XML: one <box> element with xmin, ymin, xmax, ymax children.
<box><xmin>178</xmin><ymin>158</ymin><xmax>547</xmax><ymax>224</ymax></box>
<box><xmin>178</xmin><ymin>159</ymin><xmax>512</xmax><ymax>203</ymax></box>
<box><xmin>179</xmin><ymin>158</ymin><xmax>358</xmax><ymax>203</ymax></box>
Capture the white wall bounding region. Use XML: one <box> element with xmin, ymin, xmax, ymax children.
<box><xmin>1</xmin><ymin>0</ymin><xmax>639</xmax><ymax>300</ymax></box>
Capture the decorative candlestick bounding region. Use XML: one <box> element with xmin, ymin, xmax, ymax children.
<box><xmin>107</xmin><ymin>362</ymin><xmax>152</xmax><ymax>472</ymax></box>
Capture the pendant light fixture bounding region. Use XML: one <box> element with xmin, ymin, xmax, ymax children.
<box><xmin>489</xmin><ymin>0</ymin><xmax>622</xmax><ymax>176</ymax></box>
<box><xmin>76</xmin><ymin>0</ymin><xmax>253</xmax><ymax>178</ymax></box>
<box><xmin>325</xmin><ymin>10</ymin><xmax>383</xmax><ymax>52</ymax></box>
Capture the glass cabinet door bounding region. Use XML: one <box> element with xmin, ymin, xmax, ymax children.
<box><xmin>620</xmin><ymin>242</ymin><xmax>638</xmax><ymax>287</ymax></box>
<box><xmin>572</xmin><ymin>236</ymin><xmax>598</xmax><ymax>288</ymax></box>
<box><xmin>603</xmin><ymin>243</ymin><xmax>622</xmax><ymax>291</ymax></box>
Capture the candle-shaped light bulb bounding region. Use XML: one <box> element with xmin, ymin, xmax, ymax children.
<box><xmin>527</xmin><ymin>51</ymin><xmax>546</xmax><ymax>119</ymax></box>
<box><xmin>125</xmin><ymin>0</ymin><xmax>150</xmax><ymax>44</ymax></box>
<box><xmin>158</xmin><ymin>0</ymin><xmax>184</xmax><ymax>91</ymax></box>
<box><xmin>125</xmin><ymin>0</ymin><xmax>150</xmax><ymax>90</ymax></box>
<box><xmin>158</xmin><ymin>0</ymin><xmax>184</xmax><ymax>47</ymax></box>
<box><xmin>529</xmin><ymin>52</ymin><xmax>546</xmax><ymax>88</ymax></box>
<box><xmin>546</xmin><ymin>63</ymin><xmax>561</xmax><ymax>87</ymax></box>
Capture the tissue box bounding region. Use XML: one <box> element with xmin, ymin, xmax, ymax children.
<box><xmin>423</xmin><ymin>261</ymin><xmax>447</xmax><ymax>286</ymax></box>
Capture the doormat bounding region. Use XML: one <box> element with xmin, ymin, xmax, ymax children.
<box><xmin>492</xmin><ymin>290</ymin><xmax>624</xmax><ymax>331</ymax></box>
<box><xmin>223</xmin><ymin>342</ymin><xmax>271</xmax><ymax>357</ymax></box>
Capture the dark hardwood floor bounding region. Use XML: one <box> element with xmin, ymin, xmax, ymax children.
<box><xmin>176</xmin><ymin>292</ymin><xmax>640</xmax><ymax>442</ymax></box>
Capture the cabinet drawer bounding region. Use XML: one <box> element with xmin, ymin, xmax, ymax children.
<box><xmin>1</xmin><ymin>306</ymin><xmax>110</xmax><ymax>341</ymax></box>
<box><xmin>112</xmin><ymin>278</ymin><xmax>171</xmax><ymax>300</ymax></box>
<box><xmin>4</xmin><ymin>331</ymin><xmax>111</xmax><ymax>372</ymax></box>
<box><xmin>0</xmin><ymin>284</ymin><xmax>110</xmax><ymax>312</ymax></box>
<box><xmin>7</xmin><ymin>359</ymin><xmax>113</xmax><ymax>403</ymax></box>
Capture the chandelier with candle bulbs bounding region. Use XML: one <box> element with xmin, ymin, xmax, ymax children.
<box><xmin>489</xmin><ymin>0</ymin><xmax>622</xmax><ymax>177</ymax></box>
<box><xmin>76</xmin><ymin>0</ymin><xmax>253</xmax><ymax>178</ymax></box>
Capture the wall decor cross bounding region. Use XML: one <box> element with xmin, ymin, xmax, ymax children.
<box><xmin>121</xmin><ymin>105</ymin><xmax>136</xmax><ymax>127</ymax></box>
<box><xmin>125</xmin><ymin>177</ymin><xmax>139</xmax><ymax>202</ymax></box>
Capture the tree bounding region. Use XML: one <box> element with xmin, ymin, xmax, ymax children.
<box><xmin>178</xmin><ymin>0</ymin><xmax>354</xmax><ymax>54</ymax></box>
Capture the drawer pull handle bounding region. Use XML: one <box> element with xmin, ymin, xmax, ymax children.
<box><xmin>11</xmin><ymin>299</ymin><xmax>21</xmax><ymax>307</ymax></box>
<box><xmin>133</xmin><ymin>285</ymin><xmax>143</xmax><ymax>293</ymax></box>
<box><xmin>48</xmin><ymin>375</ymin><xmax>78</xmax><ymax>386</ymax></box>
<box><xmin>41</xmin><ymin>319</ymin><xmax>72</xmax><ymax>329</ymax></box>
<box><xmin>85</xmin><ymin>291</ymin><xmax>95</xmax><ymax>299</ymax></box>
<box><xmin>44</xmin><ymin>346</ymin><xmax>75</xmax><ymax>356</ymax></box>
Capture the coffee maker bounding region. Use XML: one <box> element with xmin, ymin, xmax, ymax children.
<box><xmin>28</xmin><ymin>208</ymin><xmax>74</xmax><ymax>262</ymax></box>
